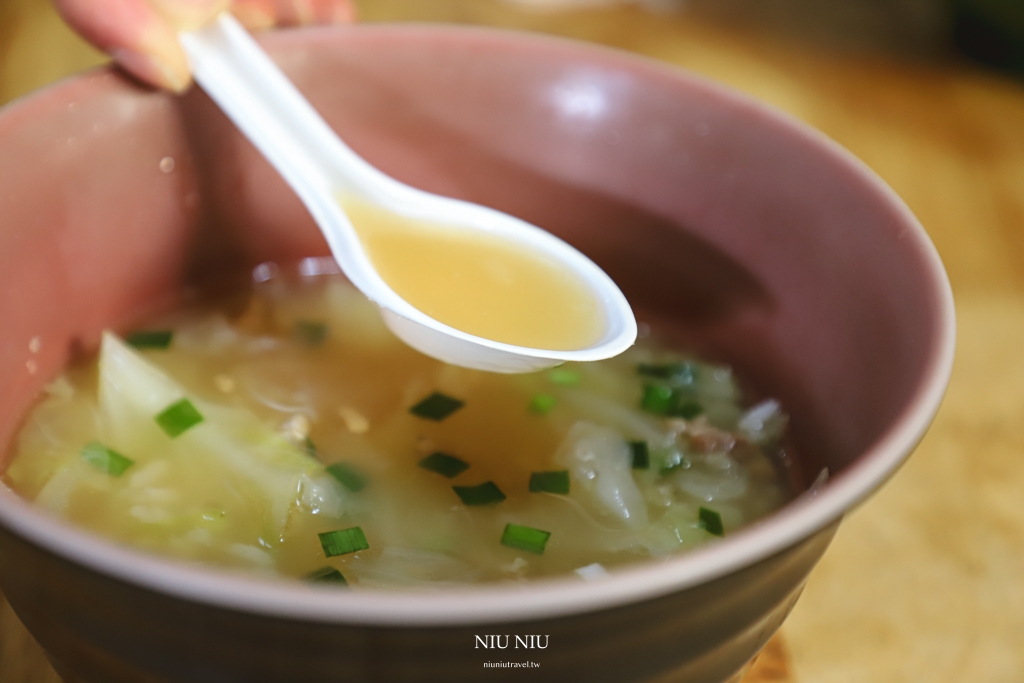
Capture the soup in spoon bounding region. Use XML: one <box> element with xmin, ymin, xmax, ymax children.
<box><xmin>341</xmin><ymin>197</ymin><xmax>605</xmax><ymax>351</ymax></box>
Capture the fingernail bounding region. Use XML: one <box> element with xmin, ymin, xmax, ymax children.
<box><xmin>150</xmin><ymin>0</ymin><xmax>231</xmax><ymax>31</ymax></box>
<box><xmin>112</xmin><ymin>47</ymin><xmax>191</xmax><ymax>93</ymax></box>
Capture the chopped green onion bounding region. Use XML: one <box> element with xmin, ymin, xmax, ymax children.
<box><xmin>638</xmin><ymin>362</ymin><xmax>696</xmax><ymax>385</ymax></box>
<box><xmin>303</xmin><ymin>436</ymin><xmax>318</xmax><ymax>456</ymax></box>
<box><xmin>409</xmin><ymin>392</ymin><xmax>464</xmax><ymax>421</ymax></box>
<box><xmin>672</xmin><ymin>400</ymin><xmax>704</xmax><ymax>419</ymax></box>
<box><xmin>80</xmin><ymin>441</ymin><xmax>134</xmax><ymax>476</ymax></box>
<box><xmin>629</xmin><ymin>441</ymin><xmax>649</xmax><ymax>470</ymax></box>
<box><xmin>640</xmin><ymin>385</ymin><xmax>704</xmax><ymax>419</ymax></box>
<box><xmin>529</xmin><ymin>470</ymin><xmax>570</xmax><ymax>494</ymax></box>
<box><xmin>641</xmin><ymin>384</ymin><xmax>675</xmax><ymax>414</ymax></box>
<box><xmin>319</xmin><ymin>527</ymin><xmax>369</xmax><ymax>557</ymax></box>
<box><xmin>452</xmin><ymin>481</ymin><xmax>506</xmax><ymax>506</ymax></box>
<box><xmin>698</xmin><ymin>507</ymin><xmax>725</xmax><ymax>536</ymax></box>
<box><xmin>294</xmin><ymin>320</ymin><xmax>328</xmax><ymax>346</ymax></box>
<box><xmin>528</xmin><ymin>394</ymin><xmax>557</xmax><ymax>415</ymax></box>
<box><xmin>501</xmin><ymin>523</ymin><xmax>551</xmax><ymax>555</ymax></box>
<box><xmin>126</xmin><ymin>330</ymin><xmax>173</xmax><ymax>350</ymax></box>
<box><xmin>326</xmin><ymin>463</ymin><xmax>367</xmax><ymax>492</ymax></box>
<box><xmin>548</xmin><ymin>368</ymin><xmax>581</xmax><ymax>386</ymax></box>
<box><xmin>418</xmin><ymin>452</ymin><xmax>470</xmax><ymax>479</ymax></box>
<box><xmin>155</xmin><ymin>398</ymin><xmax>204</xmax><ymax>438</ymax></box>
<box><xmin>305</xmin><ymin>567</ymin><xmax>348</xmax><ymax>585</ymax></box>
<box><xmin>657</xmin><ymin>448</ymin><xmax>690</xmax><ymax>475</ymax></box>
<box><xmin>638</xmin><ymin>362</ymin><xmax>677</xmax><ymax>378</ymax></box>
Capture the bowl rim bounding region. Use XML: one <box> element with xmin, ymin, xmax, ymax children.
<box><xmin>0</xmin><ymin>23</ymin><xmax>956</xmax><ymax>626</ymax></box>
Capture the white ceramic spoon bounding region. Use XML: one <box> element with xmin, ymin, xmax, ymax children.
<box><xmin>179</xmin><ymin>15</ymin><xmax>636</xmax><ymax>372</ymax></box>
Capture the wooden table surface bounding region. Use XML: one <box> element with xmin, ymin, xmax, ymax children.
<box><xmin>2</xmin><ymin>1</ymin><xmax>1024</xmax><ymax>681</ymax></box>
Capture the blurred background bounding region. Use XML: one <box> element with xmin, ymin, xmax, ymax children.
<box><xmin>2</xmin><ymin>0</ymin><xmax>1024</xmax><ymax>104</ymax></box>
<box><xmin>1</xmin><ymin>1</ymin><xmax>1023</xmax><ymax>682</ymax></box>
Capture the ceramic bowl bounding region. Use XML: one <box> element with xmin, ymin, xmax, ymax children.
<box><xmin>0</xmin><ymin>25</ymin><xmax>954</xmax><ymax>683</ymax></box>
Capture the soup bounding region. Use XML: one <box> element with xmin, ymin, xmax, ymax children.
<box><xmin>340</xmin><ymin>196</ymin><xmax>605</xmax><ymax>351</ymax></box>
<box><xmin>4</xmin><ymin>264</ymin><xmax>793</xmax><ymax>587</ymax></box>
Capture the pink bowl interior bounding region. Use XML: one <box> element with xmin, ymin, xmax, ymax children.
<box><xmin>0</xmin><ymin>26</ymin><xmax>952</xmax><ymax>611</ymax></box>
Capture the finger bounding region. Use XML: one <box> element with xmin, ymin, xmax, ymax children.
<box><xmin>54</xmin><ymin>0</ymin><xmax>192</xmax><ymax>92</ymax></box>
<box><xmin>149</xmin><ymin>0</ymin><xmax>231</xmax><ymax>31</ymax></box>
<box><xmin>231</xmin><ymin>0</ymin><xmax>277</xmax><ymax>30</ymax></box>
<box><xmin>287</xmin><ymin>0</ymin><xmax>357</xmax><ymax>25</ymax></box>
<box><xmin>232</xmin><ymin>0</ymin><xmax>356</xmax><ymax>30</ymax></box>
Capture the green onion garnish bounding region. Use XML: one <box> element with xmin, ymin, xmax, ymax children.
<box><xmin>319</xmin><ymin>527</ymin><xmax>369</xmax><ymax>557</ymax></box>
<box><xmin>641</xmin><ymin>385</ymin><xmax>675</xmax><ymax>414</ymax></box>
<box><xmin>305</xmin><ymin>567</ymin><xmax>348</xmax><ymax>585</ymax></box>
<box><xmin>80</xmin><ymin>441</ymin><xmax>134</xmax><ymax>476</ymax></box>
<box><xmin>294</xmin><ymin>320</ymin><xmax>328</xmax><ymax>346</ymax></box>
<box><xmin>629</xmin><ymin>441</ymin><xmax>649</xmax><ymax>470</ymax></box>
<box><xmin>548</xmin><ymin>368</ymin><xmax>581</xmax><ymax>386</ymax></box>
<box><xmin>126</xmin><ymin>330</ymin><xmax>173</xmax><ymax>350</ymax></box>
<box><xmin>418</xmin><ymin>452</ymin><xmax>470</xmax><ymax>479</ymax></box>
<box><xmin>501</xmin><ymin>523</ymin><xmax>551</xmax><ymax>555</ymax></box>
<box><xmin>326</xmin><ymin>463</ymin><xmax>367</xmax><ymax>492</ymax></box>
<box><xmin>154</xmin><ymin>398</ymin><xmax>204</xmax><ymax>438</ymax></box>
<box><xmin>409</xmin><ymin>392</ymin><xmax>464</xmax><ymax>421</ymax></box>
<box><xmin>672</xmin><ymin>400</ymin><xmax>704</xmax><ymax>419</ymax></box>
<box><xmin>640</xmin><ymin>385</ymin><xmax>704</xmax><ymax>419</ymax></box>
<box><xmin>529</xmin><ymin>394</ymin><xmax>557</xmax><ymax>415</ymax></box>
<box><xmin>452</xmin><ymin>481</ymin><xmax>506</xmax><ymax>506</ymax></box>
<box><xmin>529</xmin><ymin>470</ymin><xmax>570</xmax><ymax>494</ymax></box>
<box><xmin>304</xmin><ymin>436</ymin><xmax>318</xmax><ymax>456</ymax></box>
<box><xmin>698</xmin><ymin>507</ymin><xmax>725</xmax><ymax>536</ymax></box>
<box><xmin>637</xmin><ymin>362</ymin><xmax>696</xmax><ymax>385</ymax></box>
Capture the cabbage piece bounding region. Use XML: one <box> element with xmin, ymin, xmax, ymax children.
<box><xmin>636</xmin><ymin>503</ymin><xmax>710</xmax><ymax>556</ymax></box>
<box><xmin>35</xmin><ymin>458</ymin><xmax>99</xmax><ymax>514</ymax></box>
<box><xmin>737</xmin><ymin>399</ymin><xmax>788</xmax><ymax>446</ymax></box>
<box><xmin>172</xmin><ymin>314</ymin><xmax>240</xmax><ymax>353</ymax></box>
<box><xmin>672</xmin><ymin>468</ymin><xmax>750</xmax><ymax>503</ymax></box>
<box><xmin>691</xmin><ymin>363</ymin><xmax>743</xmax><ymax>429</ymax></box>
<box><xmin>555</xmin><ymin>422</ymin><xmax>649</xmax><ymax>529</ymax></box>
<box><xmin>97</xmin><ymin>331</ymin><xmax>344</xmax><ymax>538</ymax></box>
<box><xmin>561</xmin><ymin>390</ymin><xmax>670</xmax><ymax>445</ymax></box>
<box><xmin>5</xmin><ymin>374</ymin><xmax>100</xmax><ymax>498</ymax></box>
<box><xmin>99</xmin><ymin>331</ymin><xmax>188</xmax><ymax>450</ymax></box>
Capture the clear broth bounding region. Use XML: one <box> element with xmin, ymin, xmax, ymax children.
<box><xmin>4</xmin><ymin>266</ymin><xmax>793</xmax><ymax>587</ymax></box>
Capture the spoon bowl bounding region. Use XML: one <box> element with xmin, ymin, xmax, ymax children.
<box><xmin>179</xmin><ymin>15</ymin><xmax>636</xmax><ymax>372</ymax></box>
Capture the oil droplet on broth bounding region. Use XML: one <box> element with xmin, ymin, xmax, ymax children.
<box><xmin>339</xmin><ymin>197</ymin><xmax>605</xmax><ymax>351</ymax></box>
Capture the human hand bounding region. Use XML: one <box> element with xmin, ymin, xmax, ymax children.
<box><xmin>54</xmin><ymin>0</ymin><xmax>357</xmax><ymax>93</ymax></box>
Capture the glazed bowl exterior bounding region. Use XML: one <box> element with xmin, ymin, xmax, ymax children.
<box><xmin>0</xmin><ymin>25</ymin><xmax>953</xmax><ymax>683</ymax></box>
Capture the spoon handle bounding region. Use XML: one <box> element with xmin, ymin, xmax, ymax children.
<box><xmin>180</xmin><ymin>14</ymin><xmax>411</xmax><ymax>203</ymax></box>
<box><xmin>178</xmin><ymin>14</ymin><xmax>392</xmax><ymax>289</ymax></box>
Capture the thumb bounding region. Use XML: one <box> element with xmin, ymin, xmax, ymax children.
<box><xmin>54</xmin><ymin>0</ymin><xmax>193</xmax><ymax>92</ymax></box>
